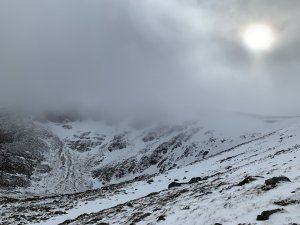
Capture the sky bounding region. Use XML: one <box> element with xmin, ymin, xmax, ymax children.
<box><xmin>1</xmin><ymin>0</ymin><xmax>300</xmax><ymax>117</ymax></box>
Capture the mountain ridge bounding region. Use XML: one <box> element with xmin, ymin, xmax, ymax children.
<box><xmin>1</xmin><ymin>120</ymin><xmax>300</xmax><ymax>224</ymax></box>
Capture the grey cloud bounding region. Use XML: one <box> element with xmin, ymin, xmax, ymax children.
<box><xmin>0</xmin><ymin>0</ymin><xmax>300</xmax><ymax>116</ymax></box>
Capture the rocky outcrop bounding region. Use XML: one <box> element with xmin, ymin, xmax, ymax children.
<box><xmin>108</xmin><ymin>134</ymin><xmax>127</xmax><ymax>152</ymax></box>
<box><xmin>256</xmin><ymin>209</ymin><xmax>284</xmax><ymax>221</ymax></box>
<box><xmin>92</xmin><ymin>158</ymin><xmax>138</xmax><ymax>183</ymax></box>
<box><xmin>168</xmin><ymin>182</ymin><xmax>184</xmax><ymax>189</ymax></box>
<box><xmin>265</xmin><ymin>176</ymin><xmax>291</xmax><ymax>186</ymax></box>
<box><xmin>66</xmin><ymin>132</ymin><xmax>105</xmax><ymax>152</ymax></box>
<box><xmin>67</xmin><ymin>140</ymin><xmax>102</xmax><ymax>152</ymax></box>
<box><xmin>237</xmin><ymin>176</ymin><xmax>257</xmax><ymax>186</ymax></box>
<box><xmin>92</xmin><ymin>128</ymin><xmax>201</xmax><ymax>183</ymax></box>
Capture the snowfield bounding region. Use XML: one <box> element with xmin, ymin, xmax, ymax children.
<box><xmin>15</xmin><ymin>112</ymin><xmax>300</xmax><ymax>195</ymax></box>
<box><xmin>1</xmin><ymin>118</ymin><xmax>300</xmax><ymax>225</ymax></box>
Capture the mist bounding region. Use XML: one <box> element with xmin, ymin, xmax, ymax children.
<box><xmin>1</xmin><ymin>0</ymin><xmax>300</xmax><ymax>117</ymax></box>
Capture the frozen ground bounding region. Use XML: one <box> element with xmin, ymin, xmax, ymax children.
<box><xmin>1</xmin><ymin>120</ymin><xmax>300</xmax><ymax>224</ymax></box>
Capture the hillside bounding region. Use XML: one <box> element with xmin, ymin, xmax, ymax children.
<box><xmin>1</xmin><ymin>113</ymin><xmax>300</xmax><ymax>224</ymax></box>
<box><xmin>0</xmin><ymin>111</ymin><xmax>296</xmax><ymax>195</ymax></box>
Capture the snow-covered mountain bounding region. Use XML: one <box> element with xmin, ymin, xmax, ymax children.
<box><xmin>1</xmin><ymin>111</ymin><xmax>300</xmax><ymax>224</ymax></box>
<box><xmin>0</xmin><ymin>114</ymin><xmax>300</xmax><ymax>225</ymax></box>
<box><xmin>1</xmin><ymin>110</ymin><xmax>297</xmax><ymax>195</ymax></box>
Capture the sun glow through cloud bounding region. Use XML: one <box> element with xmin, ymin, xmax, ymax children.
<box><xmin>242</xmin><ymin>24</ymin><xmax>275</xmax><ymax>52</ymax></box>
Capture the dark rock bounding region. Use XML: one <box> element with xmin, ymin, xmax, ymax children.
<box><xmin>237</xmin><ymin>176</ymin><xmax>257</xmax><ymax>186</ymax></box>
<box><xmin>168</xmin><ymin>182</ymin><xmax>184</xmax><ymax>189</ymax></box>
<box><xmin>36</xmin><ymin>164</ymin><xmax>52</xmax><ymax>173</ymax></box>
<box><xmin>67</xmin><ymin>139</ymin><xmax>102</xmax><ymax>152</ymax></box>
<box><xmin>131</xmin><ymin>212</ymin><xmax>151</xmax><ymax>224</ymax></box>
<box><xmin>92</xmin><ymin>158</ymin><xmax>138</xmax><ymax>182</ymax></box>
<box><xmin>265</xmin><ymin>176</ymin><xmax>291</xmax><ymax>186</ymax></box>
<box><xmin>62</xmin><ymin>124</ymin><xmax>72</xmax><ymax>129</ymax></box>
<box><xmin>87</xmin><ymin>218</ymin><xmax>102</xmax><ymax>223</ymax></box>
<box><xmin>274</xmin><ymin>199</ymin><xmax>300</xmax><ymax>206</ymax></box>
<box><xmin>0</xmin><ymin>172</ymin><xmax>31</xmax><ymax>188</ymax></box>
<box><xmin>61</xmin><ymin>219</ymin><xmax>72</xmax><ymax>224</ymax></box>
<box><xmin>203</xmin><ymin>151</ymin><xmax>209</xmax><ymax>158</ymax></box>
<box><xmin>220</xmin><ymin>156</ymin><xmax>234</xmax><ymax>163</ymax></box>
<box><xmin>145</xmin><ymin>130</ymin><xmax>199</xmax><ymax>170</ymax></box>
<box><xmin>53</xmin><ymin>210</ymin><xmax>66</xmax><ymax>215</ymax></box>
<box><xmin>147</xmin><ymin>179</ymin><xmax>154</xmax><ymax>184</ymax></box>
<box><xmin>256</xmin><ymin>209</ymin><xmax>284</xmax><ymax>221</ymax></box>
<box><xmin>146</xmin><ymin>192</ymin><xmax>159</xmax><ymax>197</ymax></box>
<box><xmin>152</xmin><ymin>208</ymin><xmax>161</xmax><ymax>212</ymax></box>
<box><xmin>108</xmin><ymin>134</ymin><xmax>127</xmax><ymax>152</ymax></box>
<box><xmin>188</xmin><ymin>177</ymin><xmax>202</xmax><ymax>184</ymax></box>
<box><xmin>126</xmin><ymin>202</ymin><xmax>134</xmax><ymax>207</ymax></box>
<box><xmin>142</xmin><ymin>132</ymin><xmax>157</xmax><ymax>142</ymax></box>
<box><xmin>0</xmin><ymin>197</ymin><xmax>19</xmax><ymax>204</ymax></box>
<box><xmin>157</xmin><ymin>215</ymin><xmax>166</xmax><ymax>221</ymax></box>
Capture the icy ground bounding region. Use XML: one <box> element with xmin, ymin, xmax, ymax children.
<box><xmin>1</xmin><ymin>121</ymin><xmax>300</xmax><ymax>224</ymax></box>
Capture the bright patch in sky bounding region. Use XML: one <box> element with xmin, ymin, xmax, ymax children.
<box><xmin>242</xmin><ymin>24</ymin><xmax>275</xmax><ymax>52</ymax></box>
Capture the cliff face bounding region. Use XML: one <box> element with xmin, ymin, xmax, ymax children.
<box><xmin>0</xmin><ymin>113</ymin><xmax>47</xmax><ymax>189</ymax></box>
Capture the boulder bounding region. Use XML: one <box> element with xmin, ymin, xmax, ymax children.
<box><xmin>237</xmin><ymin>176</ymin><xmax>257</xmax><ymax>186</ymax></box>
<box><xmin>168</xmin><ymin>182</ymin><xmax>184</xmax><ymax>189</ymax></box>
<box><xmin>188</xmin><ymin>177</ymin><xmax>202</xmax><ymax>184</ymax></box>
<box><xmin>265</xmin><ymin>176</ymin><xmax>291</xmax><ymax>186</ymax></box>
<box><xmin>256</xmin><ymin>209</ymin><xmax>284</xmax><ymax>221</ymax></box>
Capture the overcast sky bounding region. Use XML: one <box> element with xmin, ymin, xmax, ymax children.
<box><xmin>1</xmin><ymin>0</ymin><xmax>300</xmax><ymax>116</ymax></box>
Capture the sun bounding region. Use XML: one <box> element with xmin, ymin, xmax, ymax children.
<box><xmin>242</xmin><ymin>24</ymin><xmax>275</xmax><ymax>52</ymax></box>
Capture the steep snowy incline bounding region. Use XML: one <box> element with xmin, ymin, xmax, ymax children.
<box><xmin>1</xmin><ymin>122</ymin><xmax>300</xmax><ymax>224</ymax></box>
<box><xmin>20</xmin><ymin>112</ymin><xmax>298</xmax><ymax>194</ymax></box>
<box><xmin>57</xmin><ymin>122</ymin><xmax>300</xmax><ymax>224</ymax></box>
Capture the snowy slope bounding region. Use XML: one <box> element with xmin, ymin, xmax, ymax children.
<box><xmin>14</xmin><ymin>111</ymin><xmax>299</xmax><ymax>194</ymax></box>
<box><xmin>1</xmin><ymin>120</ymin><xmax>300</xmax><ymax>224</ymax></box>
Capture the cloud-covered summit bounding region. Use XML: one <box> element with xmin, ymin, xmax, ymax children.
<box><xmin>1</xmin><ymin>0</ymin><xmax>300</xmax><ymax>116</ymax></box>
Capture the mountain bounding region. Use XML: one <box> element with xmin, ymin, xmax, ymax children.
<box><xmin>1</xmin><ymin>111</ymin><xmax>300</xmax><ymax>224</ymax></box>
<box><xmin>0</xmin><ymin>110</ymin><xmax>295</xmax><ymax>194</ymax></box>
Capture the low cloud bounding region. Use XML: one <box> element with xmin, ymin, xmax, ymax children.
<box><xmin>1</xmin><ymin>0</ymin><xmax>300</xmax><ymax>116</ymax></box>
